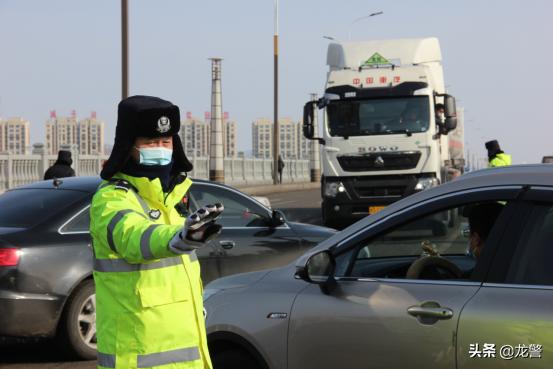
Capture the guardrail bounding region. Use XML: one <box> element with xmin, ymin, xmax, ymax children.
<box><xmin>0</xmin><ymin>153</ymin><xmax>311</xmax><ymax>193</ymax></box>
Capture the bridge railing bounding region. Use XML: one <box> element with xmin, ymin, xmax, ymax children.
<box><xmin>0</xmin><ymin>153</ymin><xmax>311</xmax><ymax>193</ymax></box>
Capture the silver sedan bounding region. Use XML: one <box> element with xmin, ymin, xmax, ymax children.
<box><xmin>205</xmin><ymin>164</ymin><xmax>553</xmax><ymax>369</ymax></box>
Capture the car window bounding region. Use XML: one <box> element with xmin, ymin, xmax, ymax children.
<box><xmin>189</xmin><ymin>184</ymin><xmax>270</xmax><ymax>227</ymax></box>
<box><xmin>336</xmin><ymin>201</ymin><xmax>510</xmax><ymax>281</ymax></box>
<box><xmin>0</xmin><ymin>189</ymin><xmax>89</xmax><ymax>228</ymax></box>
<box><xmin>60</xmin><ymin>205</ymin><xmax>91</xmax><ymax>233</ymax></box>
<box><xmin>505</xmin><ymin>203</ymin><xmax>553</xmax><ymax>286</ymax></box>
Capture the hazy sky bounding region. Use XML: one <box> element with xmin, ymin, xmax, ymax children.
<box><xmin>1</xmin><ymin>0</ymin><xmax>552</xmax><ymax>163</ymax></box>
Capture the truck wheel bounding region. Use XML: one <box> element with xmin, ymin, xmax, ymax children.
<box><xmin>212</xmin><ymin>349</ymin><xmax>260</xmax><ymax>369</ymax></box>
<box><xmin>322</xmin><ymin>207</ymin><xmax>339</xmax><ymax>229</ymax></box>
<box><xmin>57</xmin><ymin>279</ymin><xmax>97</xmax><ymax>360</ymax></box>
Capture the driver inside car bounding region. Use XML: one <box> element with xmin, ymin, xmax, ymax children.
<box><xmin>466</xmin><ymin>202</ymin><xmax>505</xmax><ymax>259</ymax></box>
<box><xmin>406</xmin><ymin>202</ymin><xmax>505</xmax><ymax>280</ymax></box>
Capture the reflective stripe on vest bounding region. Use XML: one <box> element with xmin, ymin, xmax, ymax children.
<box><xmin>94</xmin><ymin>251</ymin><xmax>197</xmax><ymax>273</ymax></box>
<box><xmin>106</xmin><ymin>209</ymin><xmax>147</xmax><ymax>253</ymax></box>
<box><xmin>97</xmin><ymin>347</ymin><xmax>200</xmax><ymax>369</ymax></box>
<box><xmin>98</xmin><ymin>352</ymin><xmax>116</xmax><ymax>368</ymax></box>
<box><xmin>131</xmin><ymin>189</ymin><xmax>151</xmax><ymax>215</ymax></box>
<box><xmin>107</xmin><ymin>210</ymin><xmax>132</xmax><ymax>252</ymax></box>
<box><xmin>140</xmin><ymin>224</ymin><xmax>160</xmax><ymax>260</ymax></box>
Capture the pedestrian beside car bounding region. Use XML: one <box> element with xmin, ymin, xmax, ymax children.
<box><xmin>277</xmin><ymin>154</ymin><xmax>285</xmax><ymax>183</ymax></box>
<box><xmin>485</xmin><ymin>139</ymin><xmax>512</xmax><ymax>167</ymax></box>
<box><xmin>43</xmin><ymin>150</ymin><xmax>76</xmax><ymax>180</ymax></box>
<box><xmin>90</xmin><ymin>95</ymin><xmax>222</xmax><ymax>369</ymax></box>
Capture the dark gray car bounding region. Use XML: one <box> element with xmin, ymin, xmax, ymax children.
<box><xmin>0</xmin><ymin>176</ymin><xmax>335</xmax><ymax>359</ymax></box>
<box><xmin>204</xmin><ymin>164</ymin><xmax>553</xmax><ymax>369</ymax></box>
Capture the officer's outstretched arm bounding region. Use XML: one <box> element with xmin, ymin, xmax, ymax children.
<box><xmin>169</xmin><ymin>203</ymin><xmax>224</xmax><ymax>253</ymax></box>
<box><xmin>91</xmin><ymin>189</ymin><xmax>184</xmax><ymax>263</ymax></box>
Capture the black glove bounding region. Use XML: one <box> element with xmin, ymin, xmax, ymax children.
<box><xmin>169</xmin><ymin>203</ymin><xmax>224</xmax><ymax>252</ymax></box>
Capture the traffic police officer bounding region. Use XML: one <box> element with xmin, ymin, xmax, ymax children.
<box><xmin>485</xmin><ymin>139</ymin><xmax>512</xmax><ymax>167</ymax></box>
<box><xmin>90</xmin><ymin>95</ymin><xmax>222</xmax><ymax>369</ymax></box>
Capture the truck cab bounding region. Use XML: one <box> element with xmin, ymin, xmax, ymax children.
<box><xmin>303</xmin><ymin>38</ymin><xmax>460</xmax><ymax>228</ymax></box>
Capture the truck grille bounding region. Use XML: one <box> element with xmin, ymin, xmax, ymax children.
<box><xmin>337</xmin><ymin>151</ymin><xmax>421</xmax><ymax>172</ymax></box>
<box><xmin>349</xmin><ymin>175</ymin><xmax>419</xmax><ymax>199</ymax></box>
<box><xmin>355</xmin><ymin>185</ymin><xmax>405</xmax><ymax>197</ymax></box>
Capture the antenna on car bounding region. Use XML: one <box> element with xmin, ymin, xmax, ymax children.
<box><xmin>52</xmin><ymin>178</ymin><xmax>63</xmax><ymax>188</ymax></box>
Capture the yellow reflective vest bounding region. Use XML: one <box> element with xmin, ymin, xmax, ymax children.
<box><xmin>90</xmin><ymin>173</ymin><xmax>212</xmax><ymax>369</ymax></box>
<box><xmin>489</xmin><ymin>153</ymin><xmax>512</xmax><ymax>168</ymax></box>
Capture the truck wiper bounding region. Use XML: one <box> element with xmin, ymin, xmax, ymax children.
<box><xmin>390</xmin><ymin>129</ymin><xmax>412</xmax><ymax>137</ymax></box>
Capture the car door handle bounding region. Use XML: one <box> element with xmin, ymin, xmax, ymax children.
<box><xmin>407</xmin><ymin>306</ymin><xmax>453</xmax><ymax>319</ymax></box>
<box><xmin>219</xmin><ymin>240</ymin><xmax>235</xmax><ymax>250</ymax></box>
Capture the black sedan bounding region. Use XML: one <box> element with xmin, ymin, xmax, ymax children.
<box><xmin>0</xmin><ymin>176</ymin><xmax>335</xmax><ymax>359</ymax></box>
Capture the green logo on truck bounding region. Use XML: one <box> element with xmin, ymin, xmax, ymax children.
<box><xmin>363</xmin><ymin>53</ymin><xmax>390</xmax><ymax>66</ymax></box>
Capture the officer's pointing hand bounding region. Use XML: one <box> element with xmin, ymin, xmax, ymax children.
<box><xmin>169</xmin><ymin>203</ymin><xmax>224</xmax><ymax>253</ymax></box>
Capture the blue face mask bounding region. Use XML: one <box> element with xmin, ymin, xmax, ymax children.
<box><xmin>135</xmin><ymin>147</ymin><xmax>173</xmax><ymax>166</ymax></box>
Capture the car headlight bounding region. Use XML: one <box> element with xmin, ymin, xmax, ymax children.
<box><xmin>414</xmin><ymin>177</ymin><xmax>439</xmax><ymax>191</ymax></box>
<box><xmin>203</xmin><ymin>288</ymin><xmax>222</xmax><ymax>302</ymax></box>
<box><xmin>324</xmin><ymin>181</ymin><xmax>346</xmax><ymax>198</ymax></box>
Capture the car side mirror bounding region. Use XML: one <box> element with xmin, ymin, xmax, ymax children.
<box><xmin>443</xmin><ymin>95</ymin><xmax>457</xmax><ymax>133</ymax></box>
<box><xmin>302</xmin><ymin>100</ymin><xmax>326</xmax><ymax>145</ymax></box>
<box><xmin>270</xmin><ymin>209</ymin><xmax>286</xmax><ymax>228</ymax></box>
<box><xmin>303</xmin><ymin>101</ymin><xmax>316</xmax><ymax>139</ymax></box>
<box><xmin>296</xmin><ymin>250</ymin><xmax>337</xmax><ymax>294</ymax></box>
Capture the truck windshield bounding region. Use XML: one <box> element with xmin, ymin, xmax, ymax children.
<box><xmin>327</xmin><ymin>96</ymin><xmax>430</xmax><ymax>137</ymax></box>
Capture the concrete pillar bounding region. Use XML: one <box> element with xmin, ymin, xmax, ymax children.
<box><xmin>209</xmin><ymin>58</ymin><xmax>224</xmax><ymax>182</ymax></box>
<box><xmin>309</xmin><ymin>93</ymin><xmax>321</xmax><ymax>182</ymax></box>
<box><xmin>33</xmin><ymin>143</ymin><xmax>49</xmax><ymax>178</ymax></box>
<box><xmin>7</xmin><ymin>152</ymin><xmax>13</xmax><ymax>189</ymax></box>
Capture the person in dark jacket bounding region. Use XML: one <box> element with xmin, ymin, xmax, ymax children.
<box><xmin>277</xmin><ymin>154</ymin><xmax>285</xmax><ymax>183</ymax></box>
<box><xmin>485</xmin><ymin>140</ymin><xmax>512</xmax><ymax>168</ymax></box>
<box><xmin>44</xmin><ymin>150</ymin><xmax>76</xmax><ymax>180</ymax></box>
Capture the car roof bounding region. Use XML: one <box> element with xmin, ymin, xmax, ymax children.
<box><xmin>297</xmin><ymin>164</ymin><xmax>553</xmax><ymax>265</ymax></box>
<box><xmin>9</xmin><ymin>176</ymin><xmax>254</xmax><ymax>197</ymax></box>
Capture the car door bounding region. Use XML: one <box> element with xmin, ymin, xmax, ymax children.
<box><xmin>457</xmin><ymin>187</ymin><xmax>553</xmax><ymax>369</ymax></box>
<box><xmin>288</xmin><ymin>187</ymin><xmax>521</xmax><ymax>369</ymax></box>
<box><xmin>189</xmin><ymin>183</ymin><xmax>301</xmax><ymax>283</ymax></box>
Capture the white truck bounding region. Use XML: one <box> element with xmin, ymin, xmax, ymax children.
<box><xmin>303</xmin><ymin>38</ymin><xmax>463</xmax><ymax>227</ymax></box>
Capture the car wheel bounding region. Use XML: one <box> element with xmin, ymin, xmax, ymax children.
<box><xmin>212</xmin><ymin>349</ymin><xmax>260</xmax><ymax>369</ymax></box>
<box><xmin>58</xmin><ymin>279</ymin><xmax>97</xmax><ymax>360</ymax></box>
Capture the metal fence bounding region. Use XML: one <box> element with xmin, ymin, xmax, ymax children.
<box><xmin>0</xmin><ymin>153</ymin><xmax>311</xmax><ymax>193</ymax></box>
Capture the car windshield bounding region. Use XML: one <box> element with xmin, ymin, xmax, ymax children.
<box><xmin>327</xmin><ymin>96</ymin><xmax>430</xmax><ymax>137</ymax></box>
<box><xmin>0</xmin><ymin>189</ymin><xmax>89</xmax><ymax>228</ymax></box>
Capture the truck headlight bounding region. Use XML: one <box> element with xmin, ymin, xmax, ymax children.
<box><xmin>414</xmin><ymin>177</ymin><xmax>439</xmax><ymax>191</ymax></box>
<box><xmin>324</xmin><ymin>181</ymin><xmax>346</xmax><ymax>198</ymax></box>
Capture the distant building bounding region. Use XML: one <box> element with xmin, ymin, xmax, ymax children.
<box><xmin>180</xmin><ymin>112</ymin><xmax>237</xmax><ymax>158</ymax></box>
<box><xmin>297</xmin><ymin>122</ymin><xmax>310</xmax><ymax>159</ymax></box>
<box><xmin>78</xmin><ymin>112</ymin><xmax>105</xmax><ymax>155</ymax></box>
<box><xmin>252</xmin><ymin>118</ymin><xmax>272</xmax><ymax>158</ymax></box>
<box><xmin>252</xmin><ymin>118</ymin><xmax>300</xmax><ymax>159</ymax></box>
<box><xmin>223</xmin><ymin>119</ymin><xmax>237</xmax><ymax>158</ymax></box>
<box><xmin>0</xmin><ymin>117</ymin><xmax>31</xmax><ymax>154</ymax></box>
<box><xmin>45</xmin><ymin>111</ymin><xmax>78</xmax><ymax>155</ymax></box>
<box><xmin>46</xmin><ymin>111</ymin><xmax>104</xmax><ymax>155</ymax></box>
<box><xmin>180</xmin><ymin>114</ymin><xmax>210</xmax><ymax>157</ymax></box>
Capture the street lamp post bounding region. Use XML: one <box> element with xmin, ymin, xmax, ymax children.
<box><xmin>121</xmin><ymin>0</ymin><xmax>129</xmax><ymax>99</ymax></box>
<box><xmin>273</xmin><ymin>0</ymin><xmax>279</xmax><ymax>185</ymax></box>
<box><xmin>348</xmin><ymin>11</ymin><xmax>383</xmax><ymax>40</ymax></box>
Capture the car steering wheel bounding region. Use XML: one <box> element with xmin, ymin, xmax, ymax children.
<box><xmin>405</xmin><ymin>256</ymin><xmax>462</xmax><ymax>279</ymax></box>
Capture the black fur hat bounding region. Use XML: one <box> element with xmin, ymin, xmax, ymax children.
<box><xmin>485</xmin><ymin>140</ymin><xmax>502</xmax><ymax>158</ymax></box>
<box><xmin>100</xmin><ymin>95</ymin><xmax>192</xmax><ymax>180</ymax></box>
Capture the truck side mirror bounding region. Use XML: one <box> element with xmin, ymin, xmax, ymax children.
<box><xmin>443</xmin><ymin>95</ymin><xmax>457</xmax><ymax>133</ymax></box>
<box><xmin>303</xmin><ymin>101</ymin><xmax>316</xmax><ymax>139</ymax></box>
